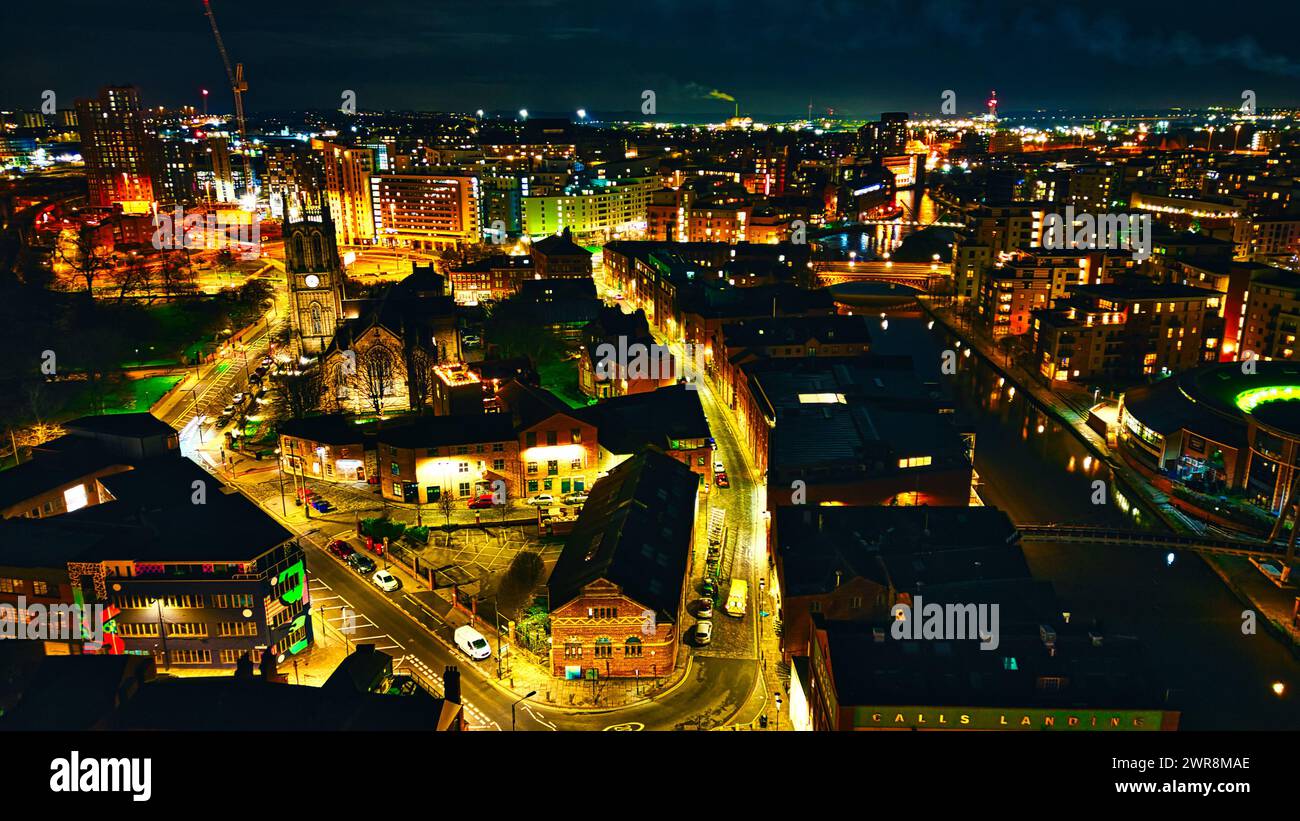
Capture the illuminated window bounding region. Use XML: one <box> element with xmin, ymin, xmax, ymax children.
<box><xmin>897</xmin><ymin>456</ymin><xmax>933</xmax><ymax>469</ymax></box>
<box><xmin>63</xmin><ymin>484</ymin><xmax>88</xmax><ymax>513</ymax></box>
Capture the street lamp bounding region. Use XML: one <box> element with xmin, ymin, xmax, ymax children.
<box><xmin>274</xmin><ymin>447</ymin><xmax>287</xmax><ymax>517</ymax></box>
<box><xmin>511</xmin><ymin>690</ymin><xmax>537</xmax><ymax>732</ymax></box>
<box><xmin>774</xmin><ymin>692</ymin><xmax>783</xmax><ymax>730</ymax></box>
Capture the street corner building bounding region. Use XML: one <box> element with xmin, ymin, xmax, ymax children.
<box><xmin>0</xmin><ymin>413</ymin><xmax>313</xmax><ymax>670</ymax></box>
<box><xmin>546</xmin><ymin>447</ymin><xmax>700</xmax><ymax>680</ymax></box>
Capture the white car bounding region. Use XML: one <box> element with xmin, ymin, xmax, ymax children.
<box><xmin>371</xmin><ymin>570</ymin><xmax>400</xmax><ymax>592</ymax></box>
<box><xmin>713</xmin><ymin>460</ymin><xmax>725</xmax><ymax>474</ymax></box>
<box><xmin>527</xmin><ymin>494</ymin><xmax>555</xmax><ymax>506</ymax></box>
<box><xmin>696</xmin><ymin>621</ymin><xmax>713</xmax><ymax>646</ymax></box>
<box><xmin>454</xmin><ymin>625</ymin><xmax>492</xmax><ymax>660</ymax></box>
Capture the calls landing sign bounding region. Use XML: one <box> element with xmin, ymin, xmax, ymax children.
<box><xmin>852</xmin><ymin>706</ymin><xmax>1178</xmax><ymax>731</ymax></box>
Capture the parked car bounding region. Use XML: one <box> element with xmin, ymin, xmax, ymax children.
<box><xmin>695</xmin><ymin>621</ymin><xmax>713</xmax><ymax>645</ymax></box>
<box><xmin>326</xmin><ymin>539</ymin><xmax>355</xmax><ymax>560</ymax></box>
<box><xmin>467</xmin><ymin>493</ymin><xmax>496</xmax><ymax>510</ymax></box>
<box><xmin>707</xmin><ymin>543</ymin><xmax>722</xmax><ymax>561</ymax></box>
<box><xmin>563</xmin><ymin>492</ymin><xmax>589</xmax><ymax>506</ymax></box>
<box><xmin>695</xmin><ymin>597</ymin><xmax>714</xmax><ymax>619</ymax></box>
<box><xmin>701</xmin><ymin>578</ymin><xmax>717</xmax><ymax>597</ymax></box>
<box><xmin>348</xmin><ymin>553</ymin><xmax>375</xmax><ymax>575</ymax></box>
<box><xmin>714</xmin><ymin>472</ymin><xmax>729</xmax><ymax>488</ymax></box>
<box><xmin>454</xmin><ymin>625</ymin><xmax>491</xmax><ymax>660</ymax></box>
<box><xmin>713</xmin><ymin>460</ymin><xmax>725</xmax><ymax>474</ymax></box>
<box><xmin>371</xmin><ymin>570</ymin><xmax>400</xmax><ymax>592</ymax></box>
<box><xmin>526</xmin><ymin>494</ymin><xmax>555</xmax><ymax>506</ymax></box>
<box><xmin>232</xmin><ymin>392</ymin><xmax>245</xmax><ymax>405</ymax></box>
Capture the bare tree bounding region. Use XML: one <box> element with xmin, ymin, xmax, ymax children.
<box><xmin>58</xmin><ymin>225</ymin><xmax>115</xmax><ymax>296</ymax></box>
<box><xmin>352</xmin><ymin>344</ymin><xmax>400</xmax><ymax>417</ymax></box>
<box><xmin>406</xmin><ymin>344</ymin><xmax>437</xmax><ymax>413</ymax></box>
<box><xmin>274</xmin><ymin>367</ymin><xmax>323</xmax><ymax>420</ymax></box>
<box><xmin>157</xmin><ymin>251</ymin><xmax>197</xmax><ymax>299</ymax></box>
<box><xmin>437</xmin><ymin>490</ymin><xmax>456</xmax><ymax>527</ymax></box>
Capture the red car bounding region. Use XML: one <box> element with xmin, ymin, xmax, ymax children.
<box><xmin>715</xmin><ymin>472</ymin><xmax>729</xmax><ymax>488</ymax></box>
<box><xmin>326</xmin><ymin>539</ymin><xmax>355</xmax><ymax>560</ymax></box>
<box><xmin>467</xmin><ymin>493</ymin><xmax>496</xmax><ymax>510</ymax></box>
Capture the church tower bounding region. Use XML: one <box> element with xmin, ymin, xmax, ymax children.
<box><xmin>285</xmin><ymin>207</ymin><xmax>345</xmax><ymax>359</ymax></box>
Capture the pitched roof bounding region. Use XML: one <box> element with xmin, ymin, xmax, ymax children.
<box><xmin>574</xmin><ymin>384</ymin><xmax>711</xmax><ymax>455</ymax></box>
<box><xmin>548</xmin><ymin>448</ymin><xmax>699</xmax><ymax>621</ymax></box>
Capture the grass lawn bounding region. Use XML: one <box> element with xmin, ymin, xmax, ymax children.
<box><xmin>62</xmin><ymin>374</ymin><xmax>184</xmax><ymax>418</ymax></box>
<box><xmin>537</xmin><ymin>359</ymin><xmax>594</xmax><ymax>409</ymax></box>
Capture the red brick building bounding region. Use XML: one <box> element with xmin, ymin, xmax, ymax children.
<box><xmin>547</xmin><ymin>448</ymin><xmax>699</xmax><ymax>679</ymax></box>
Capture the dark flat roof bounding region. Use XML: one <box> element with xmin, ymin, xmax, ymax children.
<box><xmin>65</xmin><ymin>412</ymin><xmax>175</xmax><ymax>438</ymax></box>
<box><xmin>574</xmin><ymin>384</ymin><xmax>711</xmax><ymax>455</ymax></box>
<box><xmin>776</xmin><ymin>506</ymin><xmax>1023</xmax><ymax>597</ymax></box>
<box><xmin>377</xmin><ymin>413</ymin><xmax>517</xmax><ymax>449</ymax></box>
<box><xmin>278</xmin><ymin>414</ymin><xmax>365</xmax><ymax>445</ymax></box>
<box><xmin>60</xmin><ymin>459</ymin><xmax>294</xmax><ymax>563</ymax></box>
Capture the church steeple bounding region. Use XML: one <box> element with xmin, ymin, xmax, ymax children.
<box><xmin>285</xmin><ymin>210</ymin><xmax>345</xmax><ymax>359</ymax></box>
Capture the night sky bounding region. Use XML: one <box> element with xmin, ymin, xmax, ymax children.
<box><xmin>5</xmin><ymin>0</ymin><xmax>1300</xmax><ymax>117</ymax></box>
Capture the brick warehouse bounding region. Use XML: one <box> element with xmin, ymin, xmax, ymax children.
<box><xmin>546</xmin><ymin>448</ymin><xmax>699</xmax><ymax>679</ymax></box>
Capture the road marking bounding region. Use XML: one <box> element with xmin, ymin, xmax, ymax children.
<box><xmin>603</xmin><ymin>722</ymin><xmax>645</xmax><ymax>731</ymax></box>
<box><xmin>524</xmin><ymin>706</ymin><xmax>558</xmax><ymax>731</ymax></box>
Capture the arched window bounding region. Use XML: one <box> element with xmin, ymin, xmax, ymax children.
<box><xmin>624</xmin><ymin>636</ymin><xmax>643</xmax><ymax>657</ymax></box>
<box><xmin>310</xmin><ymin>232</ymin><xmax>324</xmax><ymax>269</ymax></box>
<box><xmin>310</xmin><ymin>302</ymin><xmax>323</xmax><ymax>336</ymax></box>
<box><xmin>292</xmin><ymin>234</ymin><xmax>305</xmax><ymax>268</ymax></box>
<box><xmin>593</xmin><ymin>636</ymin><xmax>613</xmax><ymax>659</ymax></box>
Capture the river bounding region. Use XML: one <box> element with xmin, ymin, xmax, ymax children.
<box><xmin>874</xmin><ymin>311</ymin><xmax>1300</xmax><ymax>729</ymax></box>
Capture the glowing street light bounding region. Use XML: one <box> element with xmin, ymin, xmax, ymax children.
<box><xmin>577</xmin><ymin>109</ymin><xmax>587</xmax><ymax>120</ymax></box>
<box><xmin>519</xmin><ymin>109</ymin><xmax>529</xmax><ymax>120</ymax></box>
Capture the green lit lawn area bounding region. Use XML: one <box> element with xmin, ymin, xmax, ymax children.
<box><xmin>538</xmin><ymin>359</ymin><xmax>593</xmax><ymax>409</ymax></box>
<box><xmin>123</xmin><ymin>300</ymin><xmax>246</xmax><ymax>368</ymax></box>
<box><xmin>64</xmin><ymin>375</ymin><xmax>184</xmax><ymax>418</ymax></box>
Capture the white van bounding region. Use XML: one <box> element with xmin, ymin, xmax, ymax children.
<box><xmin>454</xmin><ymin>625</ymin><xmax>491</xmax><ymax>660</ymax></box>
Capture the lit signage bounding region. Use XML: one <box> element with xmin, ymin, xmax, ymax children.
<box><xmin>851</xmin><ymin>184</ymin><xmax>883</xmax><ymax>197</ymax></box>
<box><xmin>852</xmin><ymin>706</ymin><xmax>1174</xmax><ymax>731</ymax></box>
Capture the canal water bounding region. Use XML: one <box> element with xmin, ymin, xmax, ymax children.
<box><xmin>873</xmin><ymin>313</ymin><xmax>1300</xmax><ymax>729</ymax></box>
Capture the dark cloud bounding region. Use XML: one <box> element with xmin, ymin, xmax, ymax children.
<box><xmin>1</xmin><ymin>0</ymin><xmax>1297</xmax><ymax>115</ymax></box>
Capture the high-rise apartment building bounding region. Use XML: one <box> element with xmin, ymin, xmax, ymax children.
<box><xmin>75</xmin><ymin>86</ymin><xmax>155</xmax><ymax>213</ymax></box>
<box><xmin>370</xmin><ymin>173</ymin><xmax>480</xmax><ymax>250</ymax></box>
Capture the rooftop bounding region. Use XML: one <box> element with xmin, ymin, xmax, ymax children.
<box><xmin>548</xmin><ymin>448</ymin><xmax>699</xmax><ymax>622</ymax></box>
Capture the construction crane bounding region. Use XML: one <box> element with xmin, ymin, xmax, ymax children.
<box><xmin>202</xmin><ymin>0</ymin><xmax>253</xmax><ymax>200</ymax></box>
